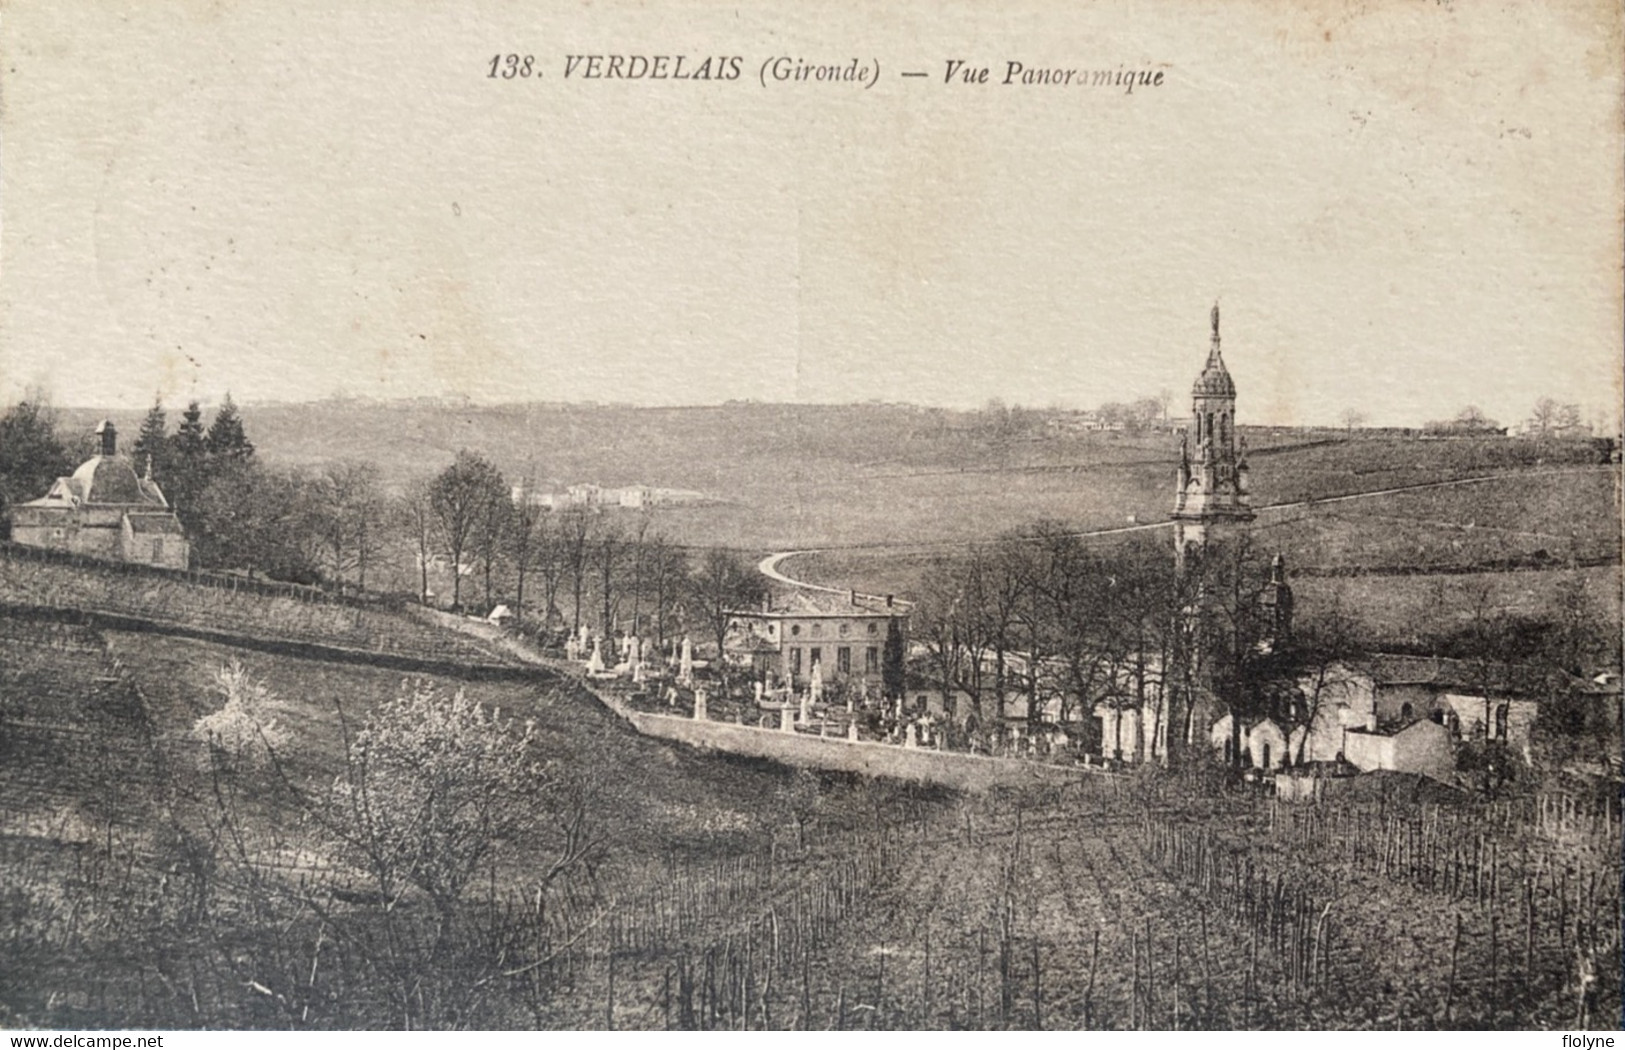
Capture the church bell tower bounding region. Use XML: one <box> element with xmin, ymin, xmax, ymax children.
<box><xmin>1173</xmin><ymin>303</ymin><xmax>1253</xmax><ymax>569</ymax></box>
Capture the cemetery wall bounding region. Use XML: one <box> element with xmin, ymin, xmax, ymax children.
<box><xmin>625</xmin><ymin>709</ymin><xmax>1084</xmax><ymax>792</ymax></box>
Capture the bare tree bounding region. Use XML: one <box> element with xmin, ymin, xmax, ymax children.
<box><xmin>559</xmin><ymin>507</ymin><xmax>595</xmax><ymax>634</ymax></box>
<box><xmin>398</xmin><ymin>478</ymin><xmax>437</xmax><ymax>606</ymax></box>
<box><xmin>593</xmin><ymin>519</ymin><xmax>624</xmax><ymax>636</ymax></box>
<box><xmin>312</xmin><ymin>461</ymin><xmax>385</xmax><ymax>594</ymax></box>
<box><xmin>687</xmin><ymin>548</ymin><xmax>767</xmax><ymax>691</ymax></box>
<box><xmin>429</xmin><ymin>451</ymin><xmax>508</xmax><ymax>611</ymax></box>
<box><xmin>507</xmin><ymin>487</ymin><xmax>546</xmax><ymax>620</ymax></box>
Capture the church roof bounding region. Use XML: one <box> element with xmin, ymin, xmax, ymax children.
<box><xmin>1192</xmin><ymin>347</ymin><xmax>1235</xmax><ymax>398</ymax></box>
<box><xmin>1192</xmin><ymin>304</ymin><xmax>1237</xmax><ymax>398</ymax></box>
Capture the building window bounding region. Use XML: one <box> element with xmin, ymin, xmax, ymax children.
<box><xmin>151</xmin><ymin>539</ymin><xmax>164</xmax><ymax>561</ymax></box>
<box><xmin>811</xmin><ymin>623</ymin><xmax>823</xmax><ymax>637</ymax></box>
<box><xmin>1400</xmin><ymin>702</ymin><xmax>1413</xmax><ymax>722</ymax></box>
<box><xmin>791</xmin><ymin>624</ymin><xmax>801</xmax><ymax>637</ymax></box>
<box><xmin>837</xmin><ymin>647</ymin><xmax>851</xmax><ymax>673</ymax></box>
<box><xmin>1495</xmin><ymin>703</ymin><xmax>1509</xmax><ymax>741</ymax></box>
<box><xmin>839</xmin><ymin>622</ymin><xmax>850</xmax><ymax>637</ymax></box>
<box><xmin>809</xmin><ymin>647</ymin><xmax>821</xmax><ymax>669</ymax></box>
<box><xmin>865</xmin><ymin>647</ymin><xmax>879</xmax><ymax>674</ymax></box>
<box><xmin>867</xmin><ymin>622</ymin><xmax>878</xmax><ymax>636</ymax></box>
<box><xmin>791</xmin><ymin>648</ymin><xmax>802</xmax><ymax>676</ymax></box>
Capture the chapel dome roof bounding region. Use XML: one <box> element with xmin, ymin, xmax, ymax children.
<box><xmin>68</xmin><ymin>455</ymin><xmax>165</xmax><ymax>506</ymax></box>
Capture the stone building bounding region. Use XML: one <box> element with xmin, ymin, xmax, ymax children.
<box><xmin>10</xmin><ymin>420</ymin><xmax>190</xmax><ymax>569</ymax></box>
<box><xmin>724</xmin><ymin>589</ymin><xmax>908</xmax><ymax>688</ymax></box>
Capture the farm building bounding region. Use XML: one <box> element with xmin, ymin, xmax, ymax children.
<box><xmin>9</xmin><ymin>420</ymin><xmax>189</xmax><ymax>570</ymax></box>
<box><xmin>1341</xmin><ymin>717</ymin><xmax>1456</xmax><ymax>782</ymax></box>
<box><xmin>1288</xmin><ymin>653</ymin><xmax>1563</xmax><ymax>766</ymax></box>
<box><xmin>724</xmin><ymin>589</ymin><xmax>908</xmax><ymax>689</ymax></box>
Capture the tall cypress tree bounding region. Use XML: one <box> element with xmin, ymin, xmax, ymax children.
<box><xmin>882</xmin><ymin>615</ymin><xmax>907</xmax><ymax>702</ymax></box>
<box><xmin>132</xmin><ymin>395</ymin><xmax>170</xmax><ymax>481</ymax></box>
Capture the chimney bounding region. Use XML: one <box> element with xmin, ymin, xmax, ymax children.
<box><xmin>95</xmin><ymin>419</ymin><xmax>116</xmax><ymax>457</ymax></box>
<box><xmin>886</xmin><ymin>594</ymin><xmax>894</xmax><ymax>608</ymax></box>
<box><xmin>849</xmin><ymin>589</ymin><xmax>857</xmax><ymax>605</ymax></box>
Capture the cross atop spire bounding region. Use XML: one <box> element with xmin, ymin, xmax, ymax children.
<box><xmin>1211</xmin><ymin>301</ymin><xmax>1220</xmax><ymax>340</ymax></box>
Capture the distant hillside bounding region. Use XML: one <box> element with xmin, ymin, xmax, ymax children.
<box><xmin>56</xmin><ymin>400</ymin><xmax>1614</xmax><ymax>552</ymax></box>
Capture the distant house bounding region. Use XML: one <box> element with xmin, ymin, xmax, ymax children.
<box><xmin>724</xmin><ymin>589</ymin><xmax>909</xmax><ymax>687</ymax></box>
<box><xmin>10</xmin><ymin>420</ymin><xmax>189</xmax><ymax>570</ymax></box>
<box><xmin>512</xmin><ymin>481</ymin><xmax>711</xmax><ymax>511</ymax></box>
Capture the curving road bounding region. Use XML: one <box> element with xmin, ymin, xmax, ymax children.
<box><xmin>758</xmin><ymin>464</ymin><xmax>1611</xmax><ymax>596</ymax></box>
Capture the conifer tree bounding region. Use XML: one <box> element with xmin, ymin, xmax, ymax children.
<box><xmin>167</xmin><ymin>401</ymin><xmax>210</xmax><ymax>523</ymax></box>
<box><xmin>0</xmin><ymin>395</ymin><xmax>73</xmax><ymax>524</ymax></box>
<box><xmin>882</xmin><ymin>615</ymin><xmax>907</xmax><ymax>702</ymax></box>
<box><xmin>132</xmin><ymin>395</ymin><xmax>170</xmax><ymax>482</ymax></box>
<box><xmin>204</xmin><ymin>393</ymin><xmax>255</xmax><ymax>462</ymax></box>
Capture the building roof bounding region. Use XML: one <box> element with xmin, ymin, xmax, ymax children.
<box><xmin>25</xmin><ymin>455</ymin><xmax>168</xmax><ymax>509</ymax></box>
<box><xmin>73</xmin><ymin>456</ymin><xmax>165</xmax><ymax>505</ymax></box>
<box><xmin>1353</xmin><ymin>653</ymin><xmax>1555</xmax><ymax>698</ymax></box>
<box><xmin>738</xmin><ymin>589</ymin><xmax>910</xmax><ymax>618</ymax></box>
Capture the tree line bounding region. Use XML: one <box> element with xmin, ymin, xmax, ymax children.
<box><xmin>0</xmin><ymin>393</ymin><xmax>766</xmax><ymax>645</ymax></box>
<box><xmin>912</xmin><ymin>524</ymin><xmax>1357</xmax><ymax>767</ymax></box>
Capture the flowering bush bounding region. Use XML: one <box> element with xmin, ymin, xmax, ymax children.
<box><xmin>190</xmin><ymin>659</ymin><xmax>287</xmax><ymax>768</ymax></box>
<box><xmin>329</xmin><ymin>679</ymin><xmax>544</xmax><ymax>913</ymax></box>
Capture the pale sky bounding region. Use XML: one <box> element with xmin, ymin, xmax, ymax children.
<box><xmin>2</xmin><ymin>0</ymin><xmax>1620</xmax><ymax>429</ymax></box>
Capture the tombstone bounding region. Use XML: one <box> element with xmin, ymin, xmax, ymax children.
<box><xmin>848</xmin><ymin>720</ymin><xmax>860</xmax><ymax>743</ymax></box>
<box><xmin>565</xmin><ymin>636</ymin><xmax>580</xmax><ymax>662</ymax></box>
<box><xmin>693</xmin><ymin>688</ymin><xmax>708</xmax><ymax>721</ymax></box>
<box><xmin>781</xmin><ymin>703</ymin><xmax>795</xmax><ymax>733</ymax></box>
<box><xmin>904</xmin><ymin>722</ymin><xmax>918</xmax><ymax>749</ymax></box>
<box><xmin>579</xmin><ymin>623</ymin><xmax>591</xmax><ymax>648</ymax></box>
<box><xmin>754</xmin><ymin>680</ymin><xmax>764</xmax><ymax>702</ymax></box>
<box><xmin>632</xmin><ymin>661</ymin><xmax>646</xmax><ymax>684</ymax></box>
<box><xmin>679</xmin><ymin>636</ymin><xmax>694</xmax><ymax>684</ymax></box>
<box><xmin>799</xmin><ymin>691</ymin><xmax>810</xmax><ymax>726</ymax></box>
<box><xmin>666</xmin><ymin>685</ymin><xmax>678</xmax><ymax>707</ymax></box>
<box><xmin>587</xmin><ymin>638</ymin><xmax>605</xmax><ymax>674</ymax></box>
<box><xmin>809</xmin><ymin>661</ymin><xmax>824</xmax><ymax>705</ymax></box>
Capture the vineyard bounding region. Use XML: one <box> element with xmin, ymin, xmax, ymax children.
<box><xmin>0</xmin><ymin>545</ymin><xmax>512</xmax><ymax>667</ymax></box>
<box><xmin>0</xmin><ymin>603</ymin><xmax>1617</xmax><ymax>1030</ymax></box>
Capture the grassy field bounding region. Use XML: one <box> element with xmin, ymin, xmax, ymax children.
<box><xmin>777</xmin><ymin>468</ymin><xmax>1621</xmax><ymax>653</ymax></box>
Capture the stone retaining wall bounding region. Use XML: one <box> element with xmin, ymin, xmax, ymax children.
<box><xmin>625</xmin><ymin>708</ymin><xmax>1085</xmax><ymax>792</ymax></box>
